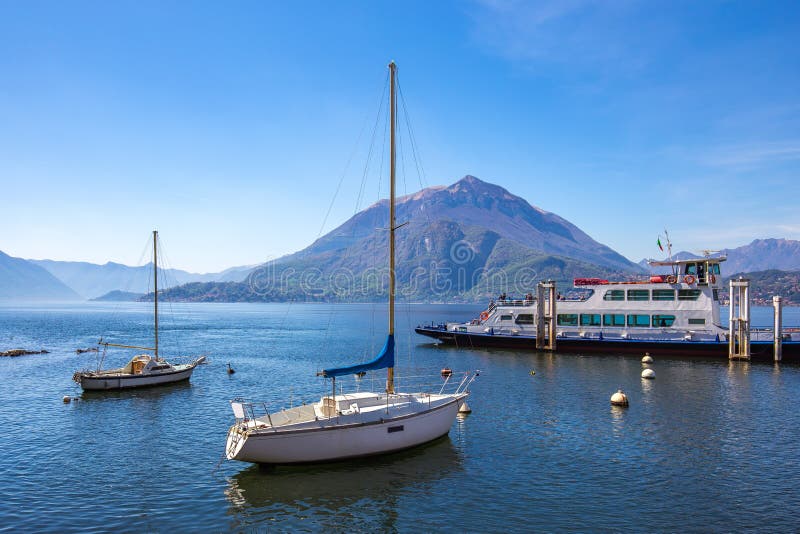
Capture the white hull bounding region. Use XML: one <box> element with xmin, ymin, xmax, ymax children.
<box><xmin>227</xmin><ymin>394</ymin><xmax>465</xmax><ymax>464</ymax></box>
<box><xmin>78</xmin><ymin>364</ymin><xmax>196</xmax><ymax>391</ymax></box>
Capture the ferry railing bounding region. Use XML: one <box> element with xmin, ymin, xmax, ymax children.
<box><xmin>491</xmin><ymin>299</ymin><xmax>535</xmax><ymax>308</ymax></box>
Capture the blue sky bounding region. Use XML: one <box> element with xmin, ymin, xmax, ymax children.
<box><xmin>1</xmin><ymin>1</ymin><xmax>798</xmax><ymax>272</ymax></box>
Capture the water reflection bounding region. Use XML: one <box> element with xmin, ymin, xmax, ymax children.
<box><xmin>225</xmin><ymin>437</ymin><xmax>463</xmax><ymax>531</ymax></box>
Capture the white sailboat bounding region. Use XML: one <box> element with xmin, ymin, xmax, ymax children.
<box><xmin>225</xmin><ymin>61</ymin><xmax>479</xmax><ymax>465</ymax></box>
<box><xmin>73</xmin><ymin>231</ymin><xmax>203</xmax><ymax>391</ymax></box>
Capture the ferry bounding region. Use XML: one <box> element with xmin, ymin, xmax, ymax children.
<box><xmin>415</xmin><ymin>256</ymin><xmax>800</xmax><ymax>361</ymax></box>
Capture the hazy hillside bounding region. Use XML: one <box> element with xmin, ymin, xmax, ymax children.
<box><xmin>0</xmin><ymin>251</ymin><xmax>81</xmax><ymax>300</ymax></box>
<box><xmin>30</xmin><ymin>259</ymin><xmax>254</xmax><ymax>299</ymax></box>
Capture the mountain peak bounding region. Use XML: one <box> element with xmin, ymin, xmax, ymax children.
<box><xmin>449</xmin><ymin>174</ymin><xmax>508</xmax><ymax>193</ymax></box>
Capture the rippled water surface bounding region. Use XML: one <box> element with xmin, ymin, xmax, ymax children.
<box><xmin>1</xmin><ymin>302</ymin><xmax>799</xmax><ymax>532</ymax></box>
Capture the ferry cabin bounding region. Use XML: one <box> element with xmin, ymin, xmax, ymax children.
<box><xmin>457</xmin><ymin>258</ymin><xmax>728</xmax><ymax>342</ymax></box>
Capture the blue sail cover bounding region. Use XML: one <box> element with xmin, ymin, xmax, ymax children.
<box><xmin>322</xmin><ymin>335</ymin><xmax>395</xmax><ymax>378</ymax></box>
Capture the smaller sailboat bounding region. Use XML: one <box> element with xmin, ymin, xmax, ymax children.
<box><xmin>225</xmin><ymin>61</ymin><xmax>478</xmax><ymax>465</ymax></box>
<box><xmin>73</xmin><ymin>231</ymin><xmax>203</xmax><ymax>391</ymax></box>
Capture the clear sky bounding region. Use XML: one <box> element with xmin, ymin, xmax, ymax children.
<box><xmin>2</xmin><ymin>1</ymin><xmax>798</xmax><ymax>272</ymax></box>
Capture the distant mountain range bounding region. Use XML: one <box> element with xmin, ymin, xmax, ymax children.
<box><xmin>0</xmin><ymin>251</ymin><xmax>81</xmax><ymax>300</ymax></box>
<box><xmin>27</xmin><ymin>259</ymin><xmax>255</xmax><ymax>299</ymax></box>
<box><xmin>639</xmin><ymin>238</ymin><xmax>800</xmax><ymax>274</ymax></box>
<box><xmin>4</xmin><ymin>177</ymin><xmax>800</xmax><ymax>303</ymax></box>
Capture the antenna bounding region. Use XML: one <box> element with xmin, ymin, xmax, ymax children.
<box><xmin>664</xmin><ymin>229</ymin><xmax>673</xmax><ymax>262</ymax></box>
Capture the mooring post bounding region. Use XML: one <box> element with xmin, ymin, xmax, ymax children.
<box><xmin>536</xmin><ymin>282</ymin><xmax>545</xmax><ymax>350</ymax></box>
<box><xmin>729</xmin><ymin>278</ymin><xmax>751</xmax><ymax>360</ymax></box>
<box><xmin>547</xmin><ymin>281</ymin><xmax>557</xmax><ymax>351</ymax></box>
<box><xmin>729</xmin><ymin>281</ymin><xmax>735</xmax><ymax>357</ymax></box>
<box><xmin>773</xmin><ymin>295</ymin><xmax>783</xmax><ymax>362</ymax></box>
<box><xmin>535</xmin><ymin>281</ymin><xmax>557</xmax><ymax>351</ymax></box>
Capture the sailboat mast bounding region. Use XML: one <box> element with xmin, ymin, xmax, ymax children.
<box><xmin>387</xmin><ymin>60</ymin><xmax>396</xmax><ymax>394</ymax></box>
<box><xmin>153</xmin><ymin>230</ymin><xmax>159</xmax><ymax>360</ymax></box>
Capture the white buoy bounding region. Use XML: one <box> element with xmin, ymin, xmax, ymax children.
<box><xmin>642</xmin><ymin>353</ymin><xmax>654</xmax><ymax>364</ymax></box>
<box><xmin>610</xmin><ymin>389</ymin><xmax>629</xmax><ymax>406</ymax></box>
<box><xmin>62</xmin><ymin>396</ymin><xmax>71</xmax><ymax>404</ymax></box>
<box><xmin>641</xmin><ymin>368</ymin><xmax>656</xmax><ymax>379</ymax></box>
<box><xmin>458</xmin><ymin>401</ymin><xmax>472</xmax><ymax>414</ymax></box>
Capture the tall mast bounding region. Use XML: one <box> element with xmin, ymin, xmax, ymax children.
<box><xmin>387</xmin><ymin>60</ymin><xmax>396</xmax><ymax>394</ymax></box>
<box><xmin>153</xmin><ymin>230</ymin><xmax>158</xmax><ymax>360</ymax></box>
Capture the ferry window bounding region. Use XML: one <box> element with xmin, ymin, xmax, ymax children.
<box><xmin>580</xmin><ymin>314</ymin><xmax>601</xmax><ymax>326</ymax></box>
<box><xmin>627</xmin><ymin>289</ymin><xmax>650</xmax><ymax>301</ymax></box>
<box><xmin>500</xmin><ymin>315</ymin><xmax>513</xmax><ymax>321</ymax></box>
<box><xmin>710</xmin><ymin>264</ymin><xmax>721</xmax><ymax>275</ymax></box>
<box><xmin>515</xmin><ymin>314</ymin><xmax>534</xmax><ymax>325</ymax></box>
<box><xmin>603</xmin><ymin>290</ymin><xmax>624</xmax><ymax>301</ymax></box>
<box><xmin>557</xmin><ymin>314</ymin><xmax>579</xmax><ymax>326</ymax></box>
<box><xmin>678</xmin><ymin>289</ymin><xmax>702</xmax><ymax>301</ymax></box>
<box><xmin>603</xmin><ymin>314</ymin><xmax>625</xmax><ymax>326</ymax></box>
<box><xmin>712</xmin><ymin>289</ymin><xmax>720</xmax><ymax>301</ymax></box>
<box><xmin>652</xmin><ymin>314</ymin><xmax>676</xmax><ymax>327</ymax></box>
<box><xmin>651</xmin><ymin>289</ymin><xmax>675</xmax><ymax>301</ymax></box>
<box><xmin>685</xmin><ymin>263</ymin><xmax>697</xmax><ymax>275</ymax></box>
<box><xmin>627</xmin><ymin>314</ymin><xmax>650</xmax><ymax>327</ymax></box>
<box><xmin>688</xmin><ymin>318</ymin><xmax>706</xmax><ymax>325</ymax></box>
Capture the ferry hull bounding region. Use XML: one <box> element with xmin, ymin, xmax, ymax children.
<box><xmin>77</xmin><ymin>365</ymin><xmax>196</xmax><ymax>390</ymax></box>
<box><xmin>415</xmin><ymin>327</ymin><xmax>800</xmax><ymax>361</ymax></box>
<box><xmin>226</xmin><ymin>397</ymin><xmax>462</xmax><ymax>465</ymax></box>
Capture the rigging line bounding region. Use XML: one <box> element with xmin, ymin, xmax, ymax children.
<box><xmin>374</xmin><ymin>89</ymin><xmax>389</xmax><ymax>213</ymax></box>
<box><xmin>398</xmin><ymin>76</ymin><xmax>431</xmax><ymax>195</ymax></box>
<box><xmin>157</xmin><ymin>237</ymin><xmax>184</xmax><ymax>360</ymax></box>
<box><xmin>395</xmin><ymin>73</ymin><xmax>418</xmax><ymax>372</ymax></box>
<box><xmin>397</xmin><ymin>75</ymin><xmax>434</xmax><ymax>239</ymax></box>
<box><xmin>322</xmin><ymin>71</ymin><xmax>389</xmax><ymax>348</ymax></box>
<box><xmin>103</xmin><ymin>235</ymin><xmax>153</xmax><ymax>348</ymax></box>
<box><xmin>354</xmin><ymin>73</ymin><xmax>389</xmax><ymax>222</ymax></box>
<box><xmin>319</xmin><ymin>71</ymin><xmax>389</xmax><ymax>241</ymax></box>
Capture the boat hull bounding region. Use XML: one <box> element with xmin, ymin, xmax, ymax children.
<box><xmin>227</xmin><ymin>396</ymin><xmax>463</xmax><ymax>465</ymax></box>
<box><xmin>415</xmin><ymin>326</ymin><xmax>800</xmax><ymax>361</ymax></box>
<box><xmin>77</xmin><ymin>365</ymin><xmax>196</xmax><ymax>390</ymax></box>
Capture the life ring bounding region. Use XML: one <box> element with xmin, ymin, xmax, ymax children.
<box><xmin>666</xmin><ymin>275</ymin><xmax>677</xmax><ymax>284</ymax></box>
<box><xmin>709</xmin><ymin>274</ymin><xmax>716</xmax><ymax>284</ymax></box>
<box><xmin>684</xmin><ymin>275</ymin><xmax>696</xmax><ymax>284</ymax></box>
<box><xmin>480</xmin><ymin>311</ymin><xmax>489</xmax><ymax>321</ymax></box>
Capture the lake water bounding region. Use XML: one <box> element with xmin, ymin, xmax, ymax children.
<box><xmin>1</xmin><ymin>302</ymin><xmax>799</xmax><ymax>532</ymax></box>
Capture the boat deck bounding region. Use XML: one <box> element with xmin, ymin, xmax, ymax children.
<box><xmin>240</xmin><ymin>391</ymin><xmax>456</xmax><ymax>433</ymax></box>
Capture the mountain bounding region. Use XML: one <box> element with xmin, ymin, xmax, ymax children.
<box><xmin>640</xmin><ymin>239</ymin><xmax>800</xmax><ymax>274</ymax></box>
<box><xmin>289</xmin><ymin>175</ymin><xmax>637</xmax><ymax>272</ymax></box>
<box><xmin>90</xmin><ymin>290</ymin><xmax>144</xmax><ymax>302</ymax></box>
<box><xmin>154</xmin><ymin>176</ymin><xmax>642</xmax><ymax>303</ymax></box>
<box><xmin>0</xmin><ymin>251</ymin><xmax>81</xmax><ymax>300</ymax></box>
<box><xmin>213</xmin><ymin>264</ymin><xmax>259</xmax><ymax>282</ymax></box>
<box><xmin>29</xmin><ymin>259</ymin><xmax>254</xmax><ymax>299</ymax></box>
<box><xmin>721</xmin><ymin>239</ymin><xmax>800</xmax><ymax>274</ymax></box>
